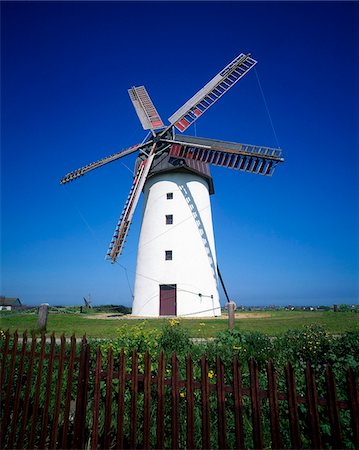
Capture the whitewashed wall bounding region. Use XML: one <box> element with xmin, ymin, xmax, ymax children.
<box><xmin>132</xmin><ymin>171</ymin><xmax>221</xmax><ymax>317</ymax></box>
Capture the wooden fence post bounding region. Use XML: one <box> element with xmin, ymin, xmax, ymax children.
<box><xmin>1</xmin><ymin>330</ymin><xmax>18</xmax><ymax>442</ymax></box>
<box><xmin>156</xmin><ymin>351</ymin><xmax>165</xmax><ymax>450</ymax></box>
<box><xmin>28</xmin><ymin>334</ymin><xmax>46</xmax><ymax>449</ymax></box>
<box><xmin>186</xmin><ymin>354</ymin><xmax>195</xmax><ymax>450</ymax></box>
<box><xmin>249</xmin><ymin>358</ymin><xmax>263</xmax><ymax>449</ymax></box>
<box><xmin>171</xmin><ymin>352</ymin><xmax>179</xmax><ymax>450</ymax></box>
<box><xmin>104</xmin><ymin>348</ymin><xmax>114</xmax><ymax>450</ymax></box>
<box><xmin>61</xmin><ymin>334</ymin><xmax>77</xmax><ymax>450</ymax></box>
<box><xmin>50</xmin><ymin>334</ymin><xmax>66</xmax><ymax>450</ymax></box>
<box><xmin>232</xmin><ymin>356</ymin><xmax>245</xmax><ymax>450</ymax></box>
<box><xmin>116</xmin><ymin>350</ymin><xmax>126</xmax><ymax>450</ymax></box>
<box><xmin>8</xmin><ymin>331</ymin><xmax>28</xmax><ymax>449</ymax></box>
<box><xmin>143</xmin><ymin>350</ymin><xmax>151</xmax><ymax>450</ymax></box>
<box><xmin>347</xmin><ymin>367</ymin><xmax>359</xmax><ymax>449</ymax></box>
<box><xmin>17</xmin><ymin>333</ymin><xmax>37</xmax><ymax>449</ymax></box>
<box><xmin>91</xmin><ymin>347</ymin><xmax>102</xmax><ymax>450</ymax></box>
<box><xmin>305</xmin><ymin>361</ymin><xmax>322</xmax><ymax>449</ymax></box>
<box><xmin>216</xmin><ymin>355</ymin><xmax>227</xmax><ymax>449</ymax></box>
<box><xmin>285</xmin><ymin>361</ymin><xmax>302</xmax><ymax>449</ymax></box>
<box><xmin>0</xmin><ymin>330</ymin><xmax>11</xmax><ymax>409</ymax></box>
<box><xmin>72</xmin><ymin>337</ymin><xmax>90</xmax><ymax>450</ymax></box>
<box><xmin>200</xmin><ymin>353</ymin><xmax>211</xmax><ymax>449</ymax></box>
<box><xmin>266</xmin><ymin>360</ymin><xmax>282</xmax><ymax>449</ymax></box>
<box><xmin>39</xmin><ymin>333</ymin><xmax>56</xmax><ymax>449</ymax></box>
<box><xmin>130</xmin><ymin>350</ymin><xmax>138</xmax><ymax>450</ymax></box>
<box><xmin>37</xmin><ymin>303</ymin><xmax>49</xmax><ymax>331</ymax></box>
<box><xmin>325</xmin><ymin>363</ymin><xmax>343</xmax><ymax>449</ymax></box>
<box><xmin>227</xmin><ymin>301</ymin><xmax>236</xmax><ymax>330</ymax></box>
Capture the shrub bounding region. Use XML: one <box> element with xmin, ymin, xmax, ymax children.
<box><xmin>274</xmin><ymin>324</ymin><xmax>331</xmax><ymax>370</ymax></box>
<box><xmin>158</xmin><ymin>319</ymin><xmax>192</xmax><ymax>358</ymax></box>
<box><xmin>205</xmin><ymin>329</ymin><xmax>274</xmax><ymax>369</ymax></box>
<box><xmin>99</xmin><ymin>321</ymin><xmax>160</xmax><ymax>357</ymax></box>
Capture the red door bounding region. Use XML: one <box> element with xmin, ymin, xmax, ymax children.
<box><xmin>159</xmin><ymin>284</ymin><xmax>177</xmax><ymax>316</ymax></box>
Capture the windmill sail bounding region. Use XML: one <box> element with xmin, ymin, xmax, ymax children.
<box><xmin>60</xmin><ymin>143</ymin><xmax>146</xmax><ymax>185</ymax></box>
<box><xmin>128</xmin><ymin>86</ymin><xmax>164</xmax><ymax>131</ymax></box>
<box><xmin>107</xmin><ymin>144</ymin><xmax>157</xmax><ymax>262</ymax></box>
<box><xmin>164</xmin><ymin>134</ymin><xmax>283</xmax><ymax>176</ymax></box>
<box><xmin>168</xmin><ymin>53</ymin><xmax>257</xmax><ymax>132</ymax></box>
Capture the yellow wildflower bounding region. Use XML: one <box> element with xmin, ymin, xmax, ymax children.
<box><xmin>169</xmin><ymin>318</ymin><xmax>180</xmax><ymax>327</ymax></box>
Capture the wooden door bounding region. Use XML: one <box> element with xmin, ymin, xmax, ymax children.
<box><xmin>159</xmin><ymin>284</ymin><xmax>177</xmax><ymax>316</ymax></box>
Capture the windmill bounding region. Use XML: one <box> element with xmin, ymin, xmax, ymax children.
<box><xmin>61</xmin><ymin>53</ymin><xmax>284</xmax><ymax>317</ymax></box>
<box><xmin>83</xmin><ymin>294</ymin><xmax>92</xmax><ymax>309</ymax></box>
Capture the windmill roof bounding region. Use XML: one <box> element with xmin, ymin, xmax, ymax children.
<box><xmin>136</xmin><ymin>152</ymin><xmax>214</xmax><ymax>195</ymax></box>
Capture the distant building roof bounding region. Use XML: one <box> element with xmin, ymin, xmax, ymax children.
<box><xmin>0</xmin><ymin>297</ymin><xmax>22</xmax><ymax>306</ymax></box>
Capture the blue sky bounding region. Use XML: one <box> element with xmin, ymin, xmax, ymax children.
<box><xmin>1</xmin><ymin>1</ymin><xmax>358</xmax><ymax>307</ymax></box>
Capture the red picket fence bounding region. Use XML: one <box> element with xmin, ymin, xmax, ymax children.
<box><xmin>0</xmin><ymin>330</ymin><xmax>358</xmax><ymax>449</ymax></box>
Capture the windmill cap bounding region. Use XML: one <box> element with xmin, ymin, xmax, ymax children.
<box><xmin>135</xmin><ymin>152</ymin><xmax>214</xmax><ymax>195</ymax></box>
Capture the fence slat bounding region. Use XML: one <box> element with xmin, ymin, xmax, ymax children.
<box><xmin>325</xmin><ymin>363</ymin><xmax>343</xmax><ymax>449</ymax></box>
<box><xmin>91</xmin><ymin>348</ymin><xmax>102</xmax><ymax>450</ymax></box>
<box><xmin>1</xmin><ymin>330</ymin><xmax>19</xmax><ymax>441</ymax></box>
<box><xmin>0</xmin><ymin>330</ymin><xmax>11</xmax><ymax>449</ymax></box>
<box><xmin>50</xmin><ymin>334</ymin><xmax>66</xmax><ymax>449</ymax></box>
<box><xmin>8</xmin><ymin>332</ymin><xmax>27</xmax><ymax>449</ymax></box>
<box><xmin>285</xmin><ymin>362</ymin><xmax>302</xmax><ymax>449</ymax></box>
<box><xmin>216</xmin><ymin>355</ymin><xmax>227</xmax><ymax>449</ymax></box>
<box><xmin>233</xmin><ymin>356</ymin><xmax>245</xmax><ymax>450</ymax></box>
<box><xmin>143</xmin><ymin>350</ymin><xmax>151</xmax><ymax>450</ymax></box>
<box><xmin>171</xmin><ymin>352</ymin><xmax>180</xmax><ymax>450</ymax></box>
<box><xmin>267</xmin><ymin>360</ymin><xmax>282</xmax><ymax>449</ymax></box>
<box><xmin>0</xmin><ymin>331</ymin><xmax>11</xmax><ymax>444</ymax></box>
<box><xmin>249</xmin><ymin>358</ymin><xmax>263</xmax><ymax>449</ymax></box>
<box><xmin>39</xmin><ymin>333</ymin><xmax>56</xmax><ymax>449</ymax></box>
<box><xmin>17</xmin><ymin>333</ymin><xmax>37</xmax><ymax>449</ymax></box>
<box><xmin>156</xmin><ymin>351</ymin><xmax>165</xmax><ymax>450</ymax></box>
<box><xmin>347</xmin><ymin>367</ymin><xmax>359</xmax><ymax>449</ymax></box>
<box><xmin>305</xmin><ymin>361</ymin><xmax>322</xmax><ymax>449</ymax></box>
<box><xmin>130</xmin><ymin>350</ymin><xmax>138</xmax><ymax>450</ymax></box>
<box><xmin>28</xmin><ymin>334</ymin><xmax>46</xmax><ymax>449</ymax></box>
<box><xmin>201</xmin><ymin>353</ymin><xmax>211</xmax><ymax>450</ymax></box>
<box><xmin>186</xmin><ymin>354</ymin><xmax>195</xmax><ymax>450</ymax></box>
<box><xmin>116</xmin><ymin>350</ymin><xmax>126</xmax><ymax>450</ymax></box>
<box><xmin>104</xmin><ymin>348</ymin><xmax>114</xmax><ymax>450</ymax></box>
<box><xmin>60</xmin><ymin>334</ymin><xmax>77</xmax><ymax>450</ymax></box>
<box><xmin>72</xmin><ymin>337</ymin><xmax>90</xmax><ymax>450</ymax></box>
<box><xmin>0</xmin><ymin>330</ymin><xmax>11</xmax><ymax>419</ymax></box>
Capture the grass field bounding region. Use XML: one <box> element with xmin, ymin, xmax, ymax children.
<box><xmin>0</xmin><ymin>310</ymin><xmax>357</xmax><ymax>338</ymax></box>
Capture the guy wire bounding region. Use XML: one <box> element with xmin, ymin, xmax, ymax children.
<box><xmin>254</xmin><ymin>67</ymin><xmax>281</xmax><ymax>149</ymax></box>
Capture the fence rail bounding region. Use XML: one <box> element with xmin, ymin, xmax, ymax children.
<box><xmin>0</xmin><ymin>330</ymin><xmax>358</xmax><ymax>449</ymax></box>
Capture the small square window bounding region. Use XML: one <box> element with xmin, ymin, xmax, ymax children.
<box><xmin>166</xmin><ymin>214</ymin><xmax>173</xmax><ymax>225</ymax></box>
<box><xmin>165</xmin><ymin>250</ymin><xmax>173</xmax><ymax>260</ymax></box>
<box><xmin>166</xmin><ymin>193</ymin><xmax>173</xmax><ymax>200</ymax></box>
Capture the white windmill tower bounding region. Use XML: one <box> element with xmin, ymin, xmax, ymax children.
<box><xmin>61</xmin><ymin>53</ymin><xmax>284</xmax><ymax>317</ymax></box>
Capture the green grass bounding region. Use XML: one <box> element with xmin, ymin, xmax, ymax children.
<box><xmin>0</xmin><ymin>310</ymin><xmax>357</xmax><ymax>338</ymax></box>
